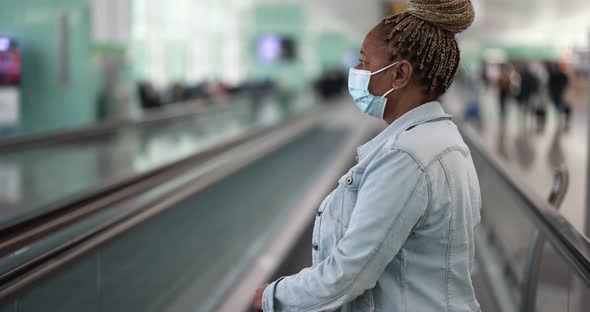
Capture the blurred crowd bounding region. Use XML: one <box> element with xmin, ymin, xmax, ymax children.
<box><xmin>137</xmin><ymin>80</ymin><xmax>278</xmax><ymax>111</ymax></box>
<box><xmin>136</xmin><ymin>68</ymin><xmax>350</xmax><ymax>114</ymax></box>
<box><xmin>481</xmin><ymin>60</ymin><xmax>577</xmax><ymax>128</ymax></box>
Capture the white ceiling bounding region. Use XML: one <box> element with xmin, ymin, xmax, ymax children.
<box><xmin>237</xmin><ymin>0</ymin><xmax>590</xmax><ymax>47</ymax></box>
<box><xmin>464</xmin><ymin>0</ymin><xmax>590</xmax><ymax>46</ymax></box>
<box><xmin>308</xmin><ymin>0</ymin><xmax>590</xmax><ymax>47</ymax></box>
<box><xmin>255</xmin><ymin>0</ymin><xmax>382</xmax><ymax>40</ymax></box>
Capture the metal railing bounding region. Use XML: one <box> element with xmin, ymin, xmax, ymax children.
<box><xmin>462</xmin><ymin>123</ymin><xmax>590</xmax><ymax>312</ymax></box>
<box><xmin>520</xmin><ymin>166</ymin><xmax>569</xmax><ymax>312</ymax></box>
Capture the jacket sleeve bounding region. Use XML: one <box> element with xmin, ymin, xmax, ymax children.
<box><xmin>262</xmin><ymin>149</ymin><xmax>429</xmax><ymax>312</ymax></box>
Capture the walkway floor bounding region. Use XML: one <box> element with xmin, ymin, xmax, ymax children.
<box><xmin>443</xmin><ymin>79</ymin><xmax>590</xmax><ymax>238</ymax></box>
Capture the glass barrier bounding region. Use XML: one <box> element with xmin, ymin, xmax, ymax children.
<box><xmin>469</xmin><ymin>137</ymin><xmax>590</xmax><ymax>312</ymax></box>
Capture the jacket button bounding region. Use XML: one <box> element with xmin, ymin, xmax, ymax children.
<box><xmin>346</xmin><ymin>176</ymin><xmax>353</xmax><ymax>185</ymax></box>
<box><xmin>317</xmin><ymin>210</ymin><xmax>322</xmax><ymax>216</ymax></box>
<box><xmin>312</xmin><ymin>243</ymin><xmax>319</xmax><ymax>251</ymax></box>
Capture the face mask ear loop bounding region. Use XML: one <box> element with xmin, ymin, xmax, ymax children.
<box><xmin>379</xmin><ymin>86</ymin><xmax>397</xmax><ymax>119</ymax></box>
<box><xmin>370</xmin><ymin>61</ymin><xmax>400</xmax><ymax>76</ymax></box>
<box><xmin>382</xmin><ymin>86</ymin><xmax>397</xmax><ymax>98</ymax></box>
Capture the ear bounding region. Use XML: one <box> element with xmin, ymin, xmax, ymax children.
<box><xmin>391</xmin><ymin>60</ymin><xmax>414</xmax><ymax>90</ymax></box>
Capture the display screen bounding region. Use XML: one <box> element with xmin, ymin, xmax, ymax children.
<box><xmin>256</xmin><ymin>34</ymin><xmax>296</xmax><ymax>64</ymax></box>
<box><xmin>0</xmin><ymin>38</ymin><xmax>21</xmax><ymax>87</ymax></box>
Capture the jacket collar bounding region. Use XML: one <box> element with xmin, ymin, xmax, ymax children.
<box><xmin>357</xmin><ymin>101</ymin><xmax>452</xmax><ymax>161</ymax></box>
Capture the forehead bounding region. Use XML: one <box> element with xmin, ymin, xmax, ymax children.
<box><xmin>361</xmin><ymin>26</ymin><xmax>391</xmax><ymax>58</ymax></box>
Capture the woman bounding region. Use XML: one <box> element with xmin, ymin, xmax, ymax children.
<box><xmin>253</xmin><ymin>0</ymin><xmax>481</xmax><ymax>311</ymax></box>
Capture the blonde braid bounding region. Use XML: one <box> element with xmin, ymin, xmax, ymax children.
<box><xmin>382</xmin><ymin>0</ymin><xmax>474</xmax><ymax>96</ymax></box>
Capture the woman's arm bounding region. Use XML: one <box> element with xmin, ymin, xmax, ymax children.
<box><xmin>262</xmin><ymin>149</ymin><xmax>429</xmax><ymax>312</ymax></box>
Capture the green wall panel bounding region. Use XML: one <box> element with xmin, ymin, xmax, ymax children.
<box><xmin>247</xmin><ymin>4</ymin><xmax>306</xmax><ymax>89</ymax></box>
<box><xmin>315</xmin><ymin>32</ymin><xmax>353</xmax><ymax>72</ymax></box>
<box><xmin>0</xmin><ymin>0</ymin><xmax>102</xmax><ymax>136</ymax></box>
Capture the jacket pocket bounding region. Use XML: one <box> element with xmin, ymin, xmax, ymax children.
<box><xmin>329</xmin><ymin>168</ymin><xmax>364</xmax><ymax>229</ymax></box>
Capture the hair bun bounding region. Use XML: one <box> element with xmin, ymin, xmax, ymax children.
<box><xmin>406</xmin><ymin>0</ymin><xmax>475</xmax><ymax>34</ymax></box>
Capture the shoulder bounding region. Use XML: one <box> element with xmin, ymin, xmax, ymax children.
<box><xmin>389</xmin><ymin>119</ymin><xmax>470</xmax><ymax>170</ymax></box>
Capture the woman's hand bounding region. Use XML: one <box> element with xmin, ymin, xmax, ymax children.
<box><xmin>252</xmin><ymin>284</ymin><xmax>269</xmax><ymax>311</ymax></box>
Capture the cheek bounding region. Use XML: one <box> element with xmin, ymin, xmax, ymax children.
<box><xmin>368</xmin><ymin>76</ymin><xmax>389</xmax><ymax>95</ymax></box>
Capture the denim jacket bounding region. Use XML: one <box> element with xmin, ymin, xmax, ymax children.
<box><xmin>263</xmin><ymin>102</ymin><xmax>482</xmax><ymax>312</ymax></box>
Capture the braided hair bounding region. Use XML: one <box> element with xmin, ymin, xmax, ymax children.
<box><xmin>380</xmin><ymin>0</ymin><xmax>475</xmax><ymax>97</ymax></box>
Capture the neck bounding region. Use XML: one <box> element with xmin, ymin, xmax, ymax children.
<box><xmin>383</xmin><ymin>93</ymin><xmax>431</xmax><ymax>125</ymax></box>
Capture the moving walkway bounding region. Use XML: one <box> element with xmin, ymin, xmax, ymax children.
<box><xmin>0</xmin><ymin>95</ymin><xmax>588</xmax><ymax>312</ymax></box>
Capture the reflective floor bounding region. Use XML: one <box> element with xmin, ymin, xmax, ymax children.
<box><xmin>444</xmin><ymin>82</ymin><xmax>590</xmax><ymax>238</ymax></box>
<box><xmin>0</xmin><ymin>126</ymin><xmax>352</xmax><ymax>312</ymax></box>
<box><xmin>0</xmin><ymin>96</ymin><xmax>300</xmax><ymax>229</ymax></box>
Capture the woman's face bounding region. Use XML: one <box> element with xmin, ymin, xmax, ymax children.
<box><xmin>355</xmin><ymin>27</ymin><xmax>397</xmax><ymax>97</ymax></box>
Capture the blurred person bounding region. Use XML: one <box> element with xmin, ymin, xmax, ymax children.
<box><xmin>457</xmin><ymin>66</ymin><xmax>483</xmax><ymax>127</ymax></box>
<box><xmin>528</xmin><ymin>62</ymin><xmax>548</xmax><ymax>125</ymax></box>
<box><xmin>314</xmin><ymin>68</ymin><xmax>348</xmax><ymax>100</ymax></box>
<box><xmin>168</xmin><ymin>82</ymin><xmax>189</xmax><ymax>104</ymax></box>
<box><xmin>137</xmin><ymin>81</ymin><xmax>163</xmax><ymax>110</ymax></box>
<box><xmin>252</xmin><ymin>0</ymin><xmax>481</xmax><ymax>311</ymax></box>
<box><xmin>515</xmin><ymin>62</ymin><xmax>541</xmax><ymax>114</ymax></box>
<box><xmin>547</xmin><ymin>62</ymin><xmax>571</xmax><ymax>125</ymax></box>
<box><xmin>529</xmin><ymin>61</ymin><xmax>548</xmax><ymax>89</ymax></box>
<box><xmin>480</xmin><ymin>60</ymin><xmax>489</xmax><ymax>88</ymax></box>
<box><xmin>497</xmin><ymin>63</ymin><xmax>512</xmax><ymax>118</ymax></box>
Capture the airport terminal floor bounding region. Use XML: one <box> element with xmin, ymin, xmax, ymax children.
<box><xmin>0</xmin><ymin>89</ymin><xmax>589</xmax><ymax>312</ymax></box>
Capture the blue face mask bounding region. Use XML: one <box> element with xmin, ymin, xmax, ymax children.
<box><xmin>348</xmin><ymin>62</ymin><xmax>399</xmax><ymax>119</ymax></box>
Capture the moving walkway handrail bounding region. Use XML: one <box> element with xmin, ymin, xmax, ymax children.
<box><xmin>0</xmin><ymin>93</ymin><xmax>258</xmax><ymax>152</ymax></box>
<box><xmin>462</xmin><ymin>126</ymin><xmax>590</xmax><ymax>285</ymax></box>
<box><xmin>0</xmin><ymin>108</ymin><xmax>325</xmax><ymax>300</ymax></box>
<box><xmin>520</xmin><ymin>166</ymin><xmax>569</xmax><ymax>312</ymax></box>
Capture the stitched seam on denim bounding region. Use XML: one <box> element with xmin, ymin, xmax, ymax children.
<box><xmin>369</xmin><ymin>288</ymin><xmax>375</xmax><ymax>312</ymax></box>
<box><xmin>389</xmin><ymin>113</ymin><xmax>453</xmax><ymax>148</ymax></box>
<box><xmin>391</xmin><ymin>148</ymin><xmax>426</xmax><ymax>172</ymax></box>
<box><xmin>315</xmin><ymin>199</ymin><xmax>325</xmax><ymax>262</ymax></box>
<box><xmin>299</xmin><ymin>172</ymin><xmax>425</xmax><ymax>312</ymax></box>
<box><xmin>425</xmin><ymin>147</ymin><xmax>469</xmax><ymax>169</ymax></box>
<box><xmin>266</xmin><ymin>277</ymin><xmax>286</xmax><ymax>311</ymax></box>
<box><xmin>340</xmin><ymin>189</ymin><xmax>345</xmax><ymax>227</ymax></box>
<box><xmin>402</xmin><ymin>249</ymin><xmax>407</xmax><ymax>312</ymax></box>
<box><xmin>384</xmin><ymin>114</ymin><xmax>452</xmax><ymax>149</ymax></box>
<box><xmin>334</xmin><ymin>150</ymin><xmax>422</xmax><ymax>225</ymax></box>
<box><xmin>439</xmin><ymin>157</ymin><xmax>454</xmax><ymax>312</ymax></box>
<box><xmin>392</xmin><ymin>145</ymin><xmax>468</xmax><ymax>173</ymax></box>
<box><xmin>326</xmin><ymin>190</ymin><xmax>349</xmax><ymax>225</ymax></box>
<box><xmin>397</xmin><ymin>115</ymin><xmax>453</xmax><ymax>137</ymax></box>
<box><xmin>415</xmin><ymin>170</ymin><xmax>433</xmax><ymax>230</ymax></box>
